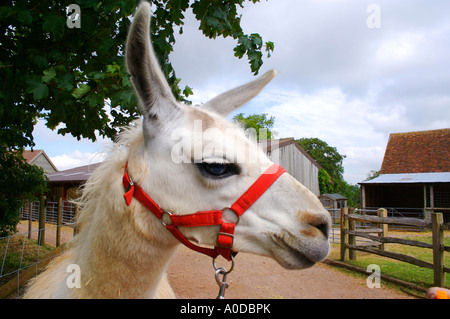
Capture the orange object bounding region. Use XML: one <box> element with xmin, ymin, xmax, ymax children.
<box><xmin>436</xmin><ymin>290</ymin><xmax>449</xmax><ymax>299</ymax></box>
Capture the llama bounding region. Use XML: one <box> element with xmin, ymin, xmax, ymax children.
<box><xmin>23</xmin><ymin>2</ymin><xmax>331</xmax><ymax>298</ymax></box>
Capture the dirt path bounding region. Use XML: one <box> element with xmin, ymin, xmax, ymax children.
<box><xmin>167</xmin><ymin>246</ymin><xmax>416</xmax><ymax>299</ymax></box>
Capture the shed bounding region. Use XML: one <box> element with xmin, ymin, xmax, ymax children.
<box><xmin>359</xmin><ymin>128</ymin><xmax>450</xmax><ymax>222</ymax></box>
<box><xmin>319</xmin><ymin>193</ymin><xmax>348</xmax><ymax>209</ymax></box>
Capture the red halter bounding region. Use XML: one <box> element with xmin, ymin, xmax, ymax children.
<box><xmin>123</xmin><ymin>162</ymin><xmax>286</xmax><ymax>261</ymax></box>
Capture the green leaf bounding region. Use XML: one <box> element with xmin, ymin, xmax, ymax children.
<box><xmin>99</xmin><ymin>38</ymin><xmax>115</xmax><ymax>53</ymax></box>
<box><xmin>0</xmin><ymin>6</ymin><xmax>16</xmax><ymax>19</ymax></box>
<box><xmin>250</xmin><ymin>33</ymin><xmax>262</xmax><ymax>48</ymax></box>
<box><xmin>57</xmin><ymin>73</ymin><xmax>74</xmax><ymax>90</ymax></box>
<box><xmin>87</xmin><ymin>92</ymin><xmax>103</xmax><ymax>107</ymax></box>
<box><xmin>265</xmin><ymin>41</ymin><xmax>274</xmax><ymax>57</ymax></box>
<box><xmin>42</xmin><ymin>14</ymin><xmax>65</xmax><ymax>39</ymax></box>
<box><xmin>72</xmin><ymin>84</ymin><xmax>91</xmax><ymax>99</ymax></box>
<box><xmin>106</xmin><ymin>63</ymin><xmax>120</xmax><ymax>74</ymax></box>
<box><xmin>26</xmin><ymin>75</ymin><xmax>49</xmax><ymax>100</ymax></box>
<box><xmin>205</xmin><ymin>16</ymin><xmax>220</xmax><ymax>29</ymax></box>
<box><xmin>265</xmin><ymin>41</ymin><xmax>274</xmax><ymax>52</ymax></box>
<box><xmin>17</xmin><ymin>10</ymin><xmax>32</xmax><ymax>25</ymax></box>
<box><xmin>41</xmin><ymin>67</ymin><xmax>56</xmax><ymax>83</ymax></box>
<box><xmin>183</xmin><ymin>85</ymin><xmax>193</xmax><ymax>97</ymax></box>
<box><xmin>32</xmin><ymin>54</ymin><xmax>48</xmax><ymax>68</ymax></box>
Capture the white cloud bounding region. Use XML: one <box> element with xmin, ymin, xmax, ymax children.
<box><xmin>33</xmin><ymin>119</ymin><xmax>112</xmax><ymax>171</ymax></box>
<box><xmin>375</xmin><ymin>31</ymin><xmax>425</xmax><ymax>64</ymax></box>
<box><xmin>50</xmin><ymin>151</ymin><xmax>106</xmax><ymax>171</ymax></box>
<box><xmin>250</xmin><ymin>88</ymin><xmax>390</xmax><ymax>184</ymax></box>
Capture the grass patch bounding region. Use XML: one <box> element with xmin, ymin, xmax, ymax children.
<box><xmin>0</xmin><ymin>235</ymin><xmax>53</xmax><ymax>287</ymax></box>
<box><xmin>329</xmin><ymin>231</ymin><xmax>450</xmax><ymax>290</ymax></box>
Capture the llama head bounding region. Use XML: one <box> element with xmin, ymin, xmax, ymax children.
<box><xmin>124</xmin><ymin>2</ymin><xmax>330</xmax><ymax>269</ymax></box>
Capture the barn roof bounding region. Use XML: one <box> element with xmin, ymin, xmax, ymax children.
<box><xmin>380</xmin><ymin>128</ymin><xmax>450</xmax><ymax>174</ymax></box>
<box><xmin>259</xmin><ymin>138</ymin><xmax>322</xmax><ymax>170</ymax></box>
<box><xmin>321</xmin><ymin>193</ymin><xmax>347</xmax><ymax>200</ymax></box>
<box><xmin>23</xmin><ymin>149</ymin><xmax>42</xmax><ymax>163</ymax></box>
<box><xmin>47</xmin><ymin>162</ymin><xmax>101</xmax><ymax>183</ymax></box>
<box><xmin>360</xmin><ymin>172</ymin><xmax>450</xmax><ymax>185</ymax></box>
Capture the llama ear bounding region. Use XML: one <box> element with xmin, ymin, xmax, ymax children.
<box><xmin>201</xmin><ymin>70</ymin><xmax>277</xmax><ymax>116</ymax></box>
<box><xmin>125</xmin><ymin>2</ymin><xmax>180</xmax><ymax>135</ymax></box>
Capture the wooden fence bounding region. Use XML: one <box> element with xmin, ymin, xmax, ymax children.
<box><xmin>340</xmin><ymin>207</ymin><xmax>449</xmax><ymax>287</ymax></box>
<box><xmin>21</xmin><ymin>196</ymin><xmax>77</xmax><ymax>247</ymax></box>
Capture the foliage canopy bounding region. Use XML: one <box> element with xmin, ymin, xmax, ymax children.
<box><xmin>232</xmin><ymin>112</ymin><xmax>275</xmax><ymax>141</ymax></box>
<box><xmin>0</xmin><ymin>0</ymin><xmax>274</xmax><ymax>149</ymax></box>
<box><xmin>0</xmin><ymin>151</ymin><xmax>48</xmax><ymax>237</ymax></box>
<box><xmin>296</xmin><ymin>137</ymin><xmax>360</xmax><ymax>206</ymax></box>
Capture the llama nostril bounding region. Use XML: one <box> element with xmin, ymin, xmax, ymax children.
<box><xmin>315</xmin><ymin>223</ymin><xmax>329</xmax><ymax>239</ymax></box>
<box><xmin>297</xmin><ymin>211</ymin><xmax>330</xmax><ymax>239</ymax></box>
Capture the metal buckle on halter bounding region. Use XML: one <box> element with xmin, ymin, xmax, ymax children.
<box><xmin>216</xmin><ymin>233</ymin><xmax>234</xmax><ymax>249</ymax></box>
<box><xmin>161</xmin><ymin>210</ymin><xmax>173</xmax><ymax>226</ymax></box>
<box><xmin>124</xmin><ymin>168</ymin><xmax>134</xmax><ymax>192</ymax></box>
<box><xmin>216</xmin><ymin>207</ymin><xmax>238</xmax><ymax>249</ymax></box>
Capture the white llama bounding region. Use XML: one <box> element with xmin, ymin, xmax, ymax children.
<box><xmin>23</xmin><ymin>2</ymin><xmax>330</xmax><ymax>298</ymax></box>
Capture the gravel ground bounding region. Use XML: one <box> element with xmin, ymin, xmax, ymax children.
<box><xmin>167</xmin><ymin>246</ymin><xmax>416</xmax><ymax>299</ymax></box>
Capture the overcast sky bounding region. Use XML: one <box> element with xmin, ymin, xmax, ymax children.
<box><xmin>34</xmin><ymin>0</ymin><xmax>450</xmax><ymax>185</ymax></box>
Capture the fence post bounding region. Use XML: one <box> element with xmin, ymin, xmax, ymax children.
<box><xmin>377</xmin><ymin>208</ymin><xmax>388</xmax><ymax>251</ymax></box>
<box><xmin>348</xmin><ymin>208</ymin><xmax>356</xmax><ymax>261</ymax></box>
<box><xmin>432</xmin><ymin>212</ymin><xmax>445</xmax><ymax>287</ymax></box>
<box><xmin>38</xmin><ymin>196</ymin><xmax>46</xmax><ymax>246</ymax></box>
<box><xmin>340</xmin><ymin>207</ymin><xmax>348</xmax><ymax>261</ymax></box>
<box><xmin>28</xmin><ymin>201</ymin><xmax>32</xmax><ymax>239</ymax></box>
<box><xmin>56</xmin><ymin>197</ymin><xmax>63</xmax><ymax>247</ymax></box>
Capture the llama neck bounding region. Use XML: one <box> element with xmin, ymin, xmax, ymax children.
<box><xmin>74</xmin><ymin>204</ymin><xmax>179</xmax><ymax>298</ymax></box>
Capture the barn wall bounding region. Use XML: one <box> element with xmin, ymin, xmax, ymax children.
<box><xmin>33</xmin><ymin>154</ymin><xmax>57</xmax><ymax>173</ymax></box>
<box><xmin>268</xmin><ymin>144</ymin><xmax>320</xmax><ymax>196</ymax></box>
<box><xmin>363</xmin><ymin>184</ymin><xmax>422</xmax><ymax>208</ymax></box>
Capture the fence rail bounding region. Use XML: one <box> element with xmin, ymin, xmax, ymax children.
<box><xmin>339</xmin><ymin>207</ymin><xmax>449</xmax><ymax>287</ymax></box>
<box><xmin>20</xmin><ymin>198</ymin><xmax>76</xmax><ymax>226</ymax></box>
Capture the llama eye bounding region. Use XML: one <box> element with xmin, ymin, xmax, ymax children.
<box><xmin>197</xmin><ymin>162</ymin><xmax>240</xmax><ymax>179</ymax></box>
<box><xmin>204</xmin><ymin>163</ymin><xmax>227</xmax><ymax>175</ymax></box>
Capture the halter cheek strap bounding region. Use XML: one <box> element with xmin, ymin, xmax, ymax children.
<box><xmin>122</xmin><ymin>162</ymin><xmax>286</xmax><ymax>261</ymax></box>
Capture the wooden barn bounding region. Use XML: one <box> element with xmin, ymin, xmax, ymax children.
<box><xmin>260</xmin><ymin>138</ymin><xmax>322</xmax><ymax>196</ymax></box>
<box><xmin>359</xmin><ymin>128</ymin><xmax>450</xmax><ymax>222</ymax></box>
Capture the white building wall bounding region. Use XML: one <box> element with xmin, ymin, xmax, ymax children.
<box><xmin>267</xmin><ymin>144</ymin><xmax>320</xmax><ymax>196</ymax></box>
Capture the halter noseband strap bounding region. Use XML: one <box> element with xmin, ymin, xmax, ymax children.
<box><xmin>122</xmin><ymin>162</ymin><xmax>286</xmax><ymax>261</ymax></box>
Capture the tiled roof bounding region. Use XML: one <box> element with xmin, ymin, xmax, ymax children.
<box><xmin>380</xmin><ymin>128</ymin><xmax>450</xmax><ymax>174</ymax></box>
<box><xmin>23</xmin><ymin>149</ymin><xmax>58</xmax><ymax>172</ymax></box>
<box><xmin>23</xmin><ymin>149</ymin><xmax>43</xmax><ymax>163</ymax></box>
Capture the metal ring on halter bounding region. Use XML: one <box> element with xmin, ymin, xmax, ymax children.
<box><xmin>212</xmin><ymin>254</ymin><xmax>235</xmax><ymax>274</ymax></box>
<box><xmin>221</xmin><ymin>206</ymin><xmax>240</xmax><ymax>225</ymax></box>
<box><xmin>161</xmin><ymin>210</ymin><xmax>173</xmax><ymax>226</ymax></box>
